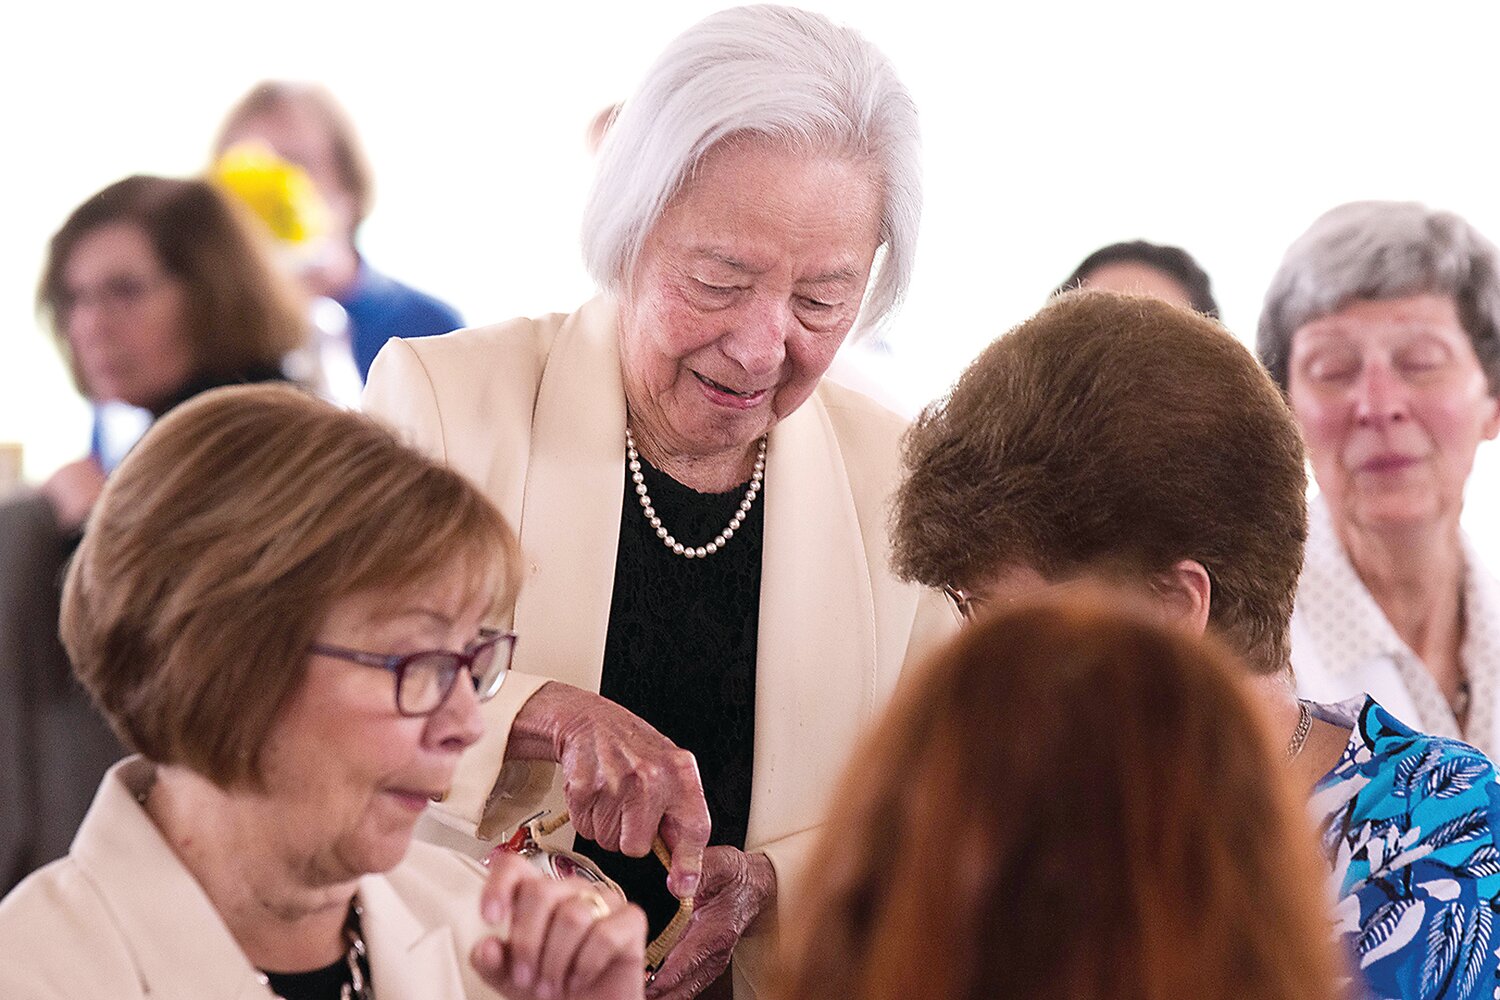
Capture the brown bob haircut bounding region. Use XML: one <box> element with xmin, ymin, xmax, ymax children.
<box><xmin>60</xmin><ymin>383</ymin><xmax>521</xmax><ymax>788</ymax></box>
<box><xmin>781</xmin><ymin>590</ymin><xmax>1345</xmax><ymax>1000</ymax></box>
<box><xmin>37</xmin><ymin>175</ymin><xmax>306</xmax><ymax>408</ymax></box>
<box><xmin>892</xmin><ymin>291</ymin><xmax>1308</xmax><ymax>674</ymax></box>
<box><xmin>214</xmin><ymin>80</ymin><xmax>376</xmax><ymax>228</ymax></box>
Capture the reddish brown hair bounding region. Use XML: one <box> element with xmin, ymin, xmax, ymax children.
<box><xmin>780</xmin><ymin>588</ymin><xmax>1345</xmax><ymax>1000</ymax></box>
<box><xmin>892</xmin><ymin>291</ymin><xmax>1307</xmax><ymax>673</ymax></box>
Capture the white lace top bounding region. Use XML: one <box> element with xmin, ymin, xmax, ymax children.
<box><xmin>1290</xmin><ymin>495</ymin><xmax>1500</xmax><ymax>757</ymax></box>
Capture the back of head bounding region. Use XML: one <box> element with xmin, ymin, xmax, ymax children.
<box><xmin>1257</xmin><ymin>199</ymin><xmax>1500</xmax><ymax>393</ymax></box>
<box><xmin>580</xmin><ymin>3</ymin><xmax>921</xmax><ymax>338</ymax></box>
<box><xmin>1057</xmin><ymin>240</ymin><xmax>1221</xmax><ymax>317</ymax></box>
<box><xmin>781</xmin><ymin>589</ymin><xmax>1344</xmax><ymax>1000</ymax></box>
<box><xmin>892</xmin><ymin>291</ymin><xmax>1307</xmax><ymax>673</ymax></box>
<box><xmin>60</xmin><ymin>383</ymin><xmax>519</xmax><ymax>787</ymax></box>
<box><xmin>37</xmin><ymin>174</ymin><xmax>306</xmax><ymax>400</ymax></box>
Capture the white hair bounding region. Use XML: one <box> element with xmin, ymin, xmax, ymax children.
<box><xmin>1257</xmin><ymin>200</ymin><xmax>1500</xmax><ymax>393</ymax></box>
<box><xmin>580</xmin><ymin>4</ymin><xmax>922</xmax><ymax>340</ymax></box>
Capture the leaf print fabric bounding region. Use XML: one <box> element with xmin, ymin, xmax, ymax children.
<box><xmin>1311</xmin><ymin>698</ymin><xmax>1500</xmax><ymax>999</ymax></box>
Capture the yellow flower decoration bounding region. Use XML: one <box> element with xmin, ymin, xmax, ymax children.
<box><xmin>211</xmin><ymin>142</ymin><xmax>332</xmax><ymax>246</ymax></box>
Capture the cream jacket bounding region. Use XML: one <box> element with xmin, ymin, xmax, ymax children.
<box><xmin>363</xmin><ymin>296</ymin><xmax>957</xmax><ymax>996</ymax></box>
<box><xmin>0</xmin><ymin>757</ymin><xmax>502</xmax><ymax>999</ymax></box>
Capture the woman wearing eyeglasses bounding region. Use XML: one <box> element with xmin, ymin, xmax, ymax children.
<box><xmin>0</xmin><ymin>384</ymin><xmax>646</xmax><ymax>999</ymax></box>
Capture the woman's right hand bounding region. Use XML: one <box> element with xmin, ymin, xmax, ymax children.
<box><xmin>473</xmin><ymin>852</ymin><xmax>647</xmax><ymax>1000</ymax></box>
<box><xmin>509</xmin><ymin>682</ymin><xmax>711</xmax><ymax>899</ymax></box>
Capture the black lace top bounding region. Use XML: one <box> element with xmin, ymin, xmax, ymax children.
<box><xmin>575</xmin><ymin>451</ymin><xmax>763</xmax><ymax>936</ymax></box>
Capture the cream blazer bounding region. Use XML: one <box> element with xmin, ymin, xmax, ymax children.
<box><xmin>364</xmin><ymin>296</ymin><xmax>957</xmax><ymax>996</ymax></box>
<box><xmin>0</xmin><ymin>757</ymin><xmax>502</xmax><ymax>999</ymax></box>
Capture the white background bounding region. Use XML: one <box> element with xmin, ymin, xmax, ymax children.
<box><xmin>4</xmin><ymin>1</ymin><xmax>1499</xmax><ymax>542</ymax></box>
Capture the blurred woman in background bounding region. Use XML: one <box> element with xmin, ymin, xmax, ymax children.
<box><xmin>214</xmin><ymin>80</ymin><xmax>464</xmax><ymax>383</ymax></box>
<box><xmin>1259</xmin><ymin>201</ymin><xmax>1500</xmax><ymax>754</ymax></box>
<box><xmin>1055</xmin><ymin>239</ymin><xmax>1220</xmax><ymax>317</ymax></box>
<box><xmin>0</xmin><ymin>175</ymin><xmax>305</xmax><ymax>894</ymax></box>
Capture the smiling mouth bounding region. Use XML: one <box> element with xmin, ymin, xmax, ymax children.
<box><xmin>693</xmin><ymin>371</ymin><xmax>765</xmax><ymax>400</ymax></box>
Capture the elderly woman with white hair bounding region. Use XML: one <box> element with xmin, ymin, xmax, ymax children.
<box><xmin>1259</xmin><ymin>201</ymin><xmax>1500</xmax><ymax>753</ymax></box>
<box><xmin>364</xmin><ymin>7</ymin><xmax>953</xmax><ymax>999</ymax></box>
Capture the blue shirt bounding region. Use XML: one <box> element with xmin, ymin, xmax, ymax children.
<box><xmin>340</xmin><ymin>261</ymin><xmax>463</xmax><ymax>380</ymax></box>
<box><xmin>1311</xmin><ymin>697</ymin><xmax>1500</xmax><ymax>999</ymax></box>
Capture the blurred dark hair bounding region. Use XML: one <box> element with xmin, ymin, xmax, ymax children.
<box><xmin>37</xmin><ymin>175</ymin><xmax>305</xmax><ymax>408</ymax></box>
<box><xmin>1056</xmin><ymin>240</ymin><xmax>1220</xmax><ymax>318</ymax></box>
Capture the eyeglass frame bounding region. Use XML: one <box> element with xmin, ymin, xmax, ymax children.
<box><xmin>943</xmin><ymin>583</ymin><xmax>986</xmax><ymax>622</ymax></box>
<box><xmin>308</xmin><ymin>626</ymin><xmax>517</xmax><ymax>717</ymax></box>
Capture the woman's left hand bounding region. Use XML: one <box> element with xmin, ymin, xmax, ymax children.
<box><xmin>645</xmin><ymin>846</ymin><xmax>777</xmax><ymax>1000</ymax></box>
<box><xmin>473</xmin><ymin>852</ymin><xmax>648</xmax><ymax>1000</ymax></box>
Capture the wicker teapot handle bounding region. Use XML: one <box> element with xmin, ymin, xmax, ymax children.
<box><xmin>535</xmin><ymin>810</ymin><xmax>695</xmax><ymax>971</ymax></box>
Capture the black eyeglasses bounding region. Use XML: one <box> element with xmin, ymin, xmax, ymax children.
<box><xmin>309</xmin><ymin>627</ymin><xmax>517</xmax><ymax>716</ymax></box>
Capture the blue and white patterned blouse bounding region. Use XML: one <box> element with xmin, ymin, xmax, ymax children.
<box><xmin>1310</xmin><ymin>697</ymin><xmax>1500</xmax><ymax>1000</ymax></box>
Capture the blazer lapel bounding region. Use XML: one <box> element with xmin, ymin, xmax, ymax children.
<box><xmin>72</xmin><ymin>759</ymin><xmax>272</xmax><ymax>999</ymax></box>
<box><xmin>746</xmin><ymin>393</ymin><xmax>876</xmax><ymax>849</ymax></box>
<box><xmin>439</xmin><ymin>298</ymin><xmax>630</xmax><ymax>836</ymax></box>
<box><xmin>510</xmin><ymin>296</ymin><xmax>628</xmax><ymax>695</ymax></box>
<box><xmin>359</xmin><ymin>875</ymin><xmax>469</xmax><ymax>1000</ymax></box>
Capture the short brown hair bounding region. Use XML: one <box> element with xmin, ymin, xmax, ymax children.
<box><xmin>215</xmin><ymin>81</ymin><xmax>375</xmax><ymax>227</ymax></box>
<box><xmin>60</xmin><ymin>383</ymin><xmax>520</xmax><ymax>788</ymax></box>
<box><xmin>781</xmin><ymin>590</ymin><xmax>1345</xmax><ymax>1000</ymax></box>
<box><xmin>37</xmin><ymin>175</ymin><xmax>306</xmax><ymax>406</ymax></box>
<box><xmin>892</xmin><ymin>291</ymin><xmax>1307</xmax><ymax>673</ymax></box>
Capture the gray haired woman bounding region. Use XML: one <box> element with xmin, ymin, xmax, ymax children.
<box><xmin>1258</xmin><ymin>200</ymin><xmax>1500</xmax><ymax>752</ymax></box>
<box><xmin>363</xmin><ymin>7</ymin><xmax>954</xmax><ymax>998</ymax></box>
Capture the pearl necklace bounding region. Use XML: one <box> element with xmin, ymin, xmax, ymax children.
<box><xmin>626</xmin><ymin>427</ymin><xmax>765</xmax><ymax>559</ymax></box>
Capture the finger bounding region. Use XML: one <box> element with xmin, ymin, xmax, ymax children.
<box><xmin>479</xmin><ymin>852</ymin><xmax>536</xmax><ymax>938</ymax></box>
<box><xmin>568</xmin><ymin>906</ymin><xmax>648</xmax><ymax>995</ymax></box>
<box><xmin>534</xmin><ymin>890</ymin><xmax>605</xmax><ymax>999</ymax></box>
<box><xmin>506</xmin><ymin>875</ymin><xmax>570</xmax><ymax>991</ymax></box>
<box><xmin>564</xmin><ymin>776</ymin><xmax>599</xmax><ymax>845</ymax></box>
<box><xmin>659</xmin><ymin>778</ymin><xmax>711</xmax><ymax>897</ymax></box>
<box><xmin>646</xmin><ymin>934</ymin><xmax>727</xmax><ymax>1000</ymax></box>
<box><xmin>616</xmin><ymin>793</ymin><xmax>662</xmax><ymax>860</ymax></box>
<box><xmin>469</xmin><ymin>936</ymin><xmax>506</xmax><ymax>986</ymax></box>
<box><xmin>590</xmin><ymin>792</ymin><xmax>626</xmax><ymax>854</ymax></box>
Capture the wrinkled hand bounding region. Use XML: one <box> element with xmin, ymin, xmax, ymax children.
<box><xmin>646</xmin><ymin>847</ymin><xmax>776</xmax><ymax>1000</ymax></box>
<box><xmin>510</xmin><ymin>682</ymin><xmax>711</xmax><ymax>898</ymax></box>
<box><xmin>41</xmin><ymin>457</ymin><xmax>105</xmax><ymax>532</ymax></box>
<box><xmin>472</xmin><ymin>852</ymin><xmax>647</xmax><ymax>1000</ymax></box>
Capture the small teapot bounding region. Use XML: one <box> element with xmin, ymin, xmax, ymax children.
<box><xmin>485</xmin><ymin>810</ymin><xmax>693</xmax><ymax>972</ymax></box>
